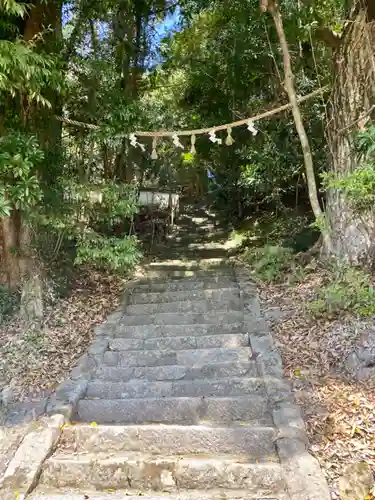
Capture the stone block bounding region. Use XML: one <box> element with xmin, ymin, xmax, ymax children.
<box><xmin>77</xmin><ymin>395</ymin><xmax>270</xmax><ymax>424</ymax></box>
<box><xmin>0</xmin><ymin>415</ymin><xmax>64</xmax><ymax>495</ymax></box>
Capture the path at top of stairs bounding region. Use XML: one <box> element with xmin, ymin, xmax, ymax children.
<box><xmin>26</xmin><ymin>203</ymin><xmax>330</xmax><ymax>500</ymax></box>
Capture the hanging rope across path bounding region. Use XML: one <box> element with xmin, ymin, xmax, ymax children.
<box><xmin>54</xmin><ymin>86</ymin><xmax>328</xmax><ymax>136</ymax></box>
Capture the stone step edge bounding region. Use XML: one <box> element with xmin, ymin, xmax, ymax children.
<box><xmin>135</xmin><ymin>268</ymin><xmax>235</xmax><ymax>278</ymax></box>
<box><xmin>118</xmin><ymin>311</ymin><xmax>244</xmax><ymax>326</ymax></box>
<box><xmin>130</xmin><ymin>273</ymin><xmax>237</xmax><ymax>286</ymax></box>
<box><xmin>75</xmin><ymin>395</ymin><xmax>273</xmax><ymax>425</ymax></box>
<box><xmin>109</xmin><ymin>332</ymin><xmax>250</xmax><ymax>349</ymax></box>
<box><xmin>30</xmin><ymin>489</ymin><xmax>289</xmax><ymax>499</ymax></box>
<box><xmin>50</xmin><ymin>451</ymin><xmax>279</xmax><ymax>463</ymax></box>
<box><xmin>129</xmin><ymin>285</ymin><xmax>239</xmax><ymax>301</ymax></box>
<box><xmin>146</xmin><ymin>257</ymin><xmax>232</xmax><ymax>265</ymax></box>
<box><xmin>59</xmin><ymin>423</ymin><xmax>278</xmax><ymax>456</ymax></box>
<box><xmin>48</xmin><ymin>380</ymin><xmax>290</xmax><ymax>424</ymax></box>
<box><xmin>112</xmin><ymin>322</ymin><xmax>245</xmax><ymax>338</ymax></box>
<box><xmin>63</xmin><ymin>421</ymin><xmax>275</xmax><ymax>432</ymax></box>
<box><xmin>100</xmin><ymin>348</ymin><xmax>253</xmax><ymax>368</ymax></box>
<box><xmin>84</xmin><ymin>376</ymin><xmax>265</xmax><ymax>399</ymax></box>
<box><xmin>125</xmin><ymin>303</ymin><xmax>243</xmax><ymax>316</ymax></box>
<box><xmin>129</xmin><ymin>281</ymin><xmax>239</xmax><ymax>293</ymax></box>
<box><xmin>126</xmin><ymin>294</ymin><xmax>241</xmax><ymax>309</ymax></box>
<box><xmin>93</xmin><ymin>360</ymin><xmax>260</xmax><ymax>384</ymax></box>
<box><xmin>39</xmin><ymin>456</ymin><xmax>285</xmax><ymax>492</ymax></box>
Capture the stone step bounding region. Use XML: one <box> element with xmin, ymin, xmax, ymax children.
<box><xmin>119</xmin><ymin>310</ymin><xmax>243</xmax><ymax>326</ymax></box>
<box><xmin>131</xmin><ymin>277</ymin><xmax>237</xmax><ymax>294</ymax></box>
<box><xmin>126</xmin><ymin>296</ymin><xmax>242</xmax><ymax>315</ymax></box>
<box><xmin>144</xmin><ymin>268</ymin><xmax>234</xmax><ymax>280</ymax></box>
<box><xmin>61</xmin><ymin>423</ymin><xmax>277</xmax><ymax>456</ymax></box>
<box><xmin>128</xmin><ymin>287</ymin><xmax>239</xmax><ymax>305</ymax></box>
<box><xmin>113</xmin><ymin>322</ymin><xmax>244</xmax><ymax>339</ymax></box>
<box><xmin>95</xmin><ymin>360</ymin><xmax>258</xmax><ymax>382</ymax></box>
<box><xmin>77</xmin><ymin>395</ymin><xmax>269</xmax><ymax>424</ymax></box>
<box><xmin>109</xmin><ymin>333</ymin><xmax>249</xmax><ymax>351</ymax></box>
<box><xmin>39</xmin><ymin>454</ymin><xmax>285</xmax><ymax>494</ymax></box>
<box><xmin>102</xmin><ymin>347</ymin><xmax>252</xmax><ymax>368</ymax></box>
<box><xmin>151</xmin><ymin>246</ymin><xmax>234</xmax><ymax>261</ymax></box>
<box><xmin>30</xmin><ymin>490</ymin><xmax>288</xmax><ymax>500</ymax></box>
<box><xmin>146</xmin><ymin>258</ymin><xmax>230</xmax><ymax>269</ymax></box>
<box><xmin>172</xmin><ymin>230</ymin><xmax>229</xmax><ymax>242</ymax></box>
<box><xmin>85</xmin><ymin>377</ymin><xmax>264</xmax><ymax>399</ymax></box>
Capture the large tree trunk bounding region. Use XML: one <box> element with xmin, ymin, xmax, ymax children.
<box><xmin>1</xmin><ymin>215</ymin><xmax>22</xmax><ymax>290</ymax></box>
<box><xmin>0</xmin><ymin>0</ymin><xmax>61</xmax><ymax>317</ymax></box>
<box><xmin>325</xmin><ymin>1</ymin><xmax>375</xmax><ymax>265</ymax></box>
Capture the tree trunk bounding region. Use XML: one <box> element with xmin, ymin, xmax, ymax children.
<box><xmin>262</xmin><ymin>0</ymin><xmax>332</xmax><ymax>251</ymax></box>
<box><xmin>1</xmin><ymin>215</ymin><xmax>21</xmax><ymax>290</ymax></box>
<box><xmin>25</xmin><ymin>0</ymin><xmax>63</xmax><ymax>148</ymax></box>
<box><xmin>325</xmin><ymin>1</ymin><xmax>375</xmax><ymax>265</ymax></box>
<box><xmin>0</xmin><ymin>0</ymin><xmax>60</xmax><ymax>315</ymax></box>
<box><xmin>0</xmin><ymin>211</ymin><xmax>33</xmax><ymax>288</ymax></box>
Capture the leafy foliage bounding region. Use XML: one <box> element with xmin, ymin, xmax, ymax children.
<box><xmin>0</xmin><ymin>40</ymin><xmax>61</xmax><ymax>107</ymax></box>
<box><xmin>322</xmin><ymin>126</ymin><xmax>375</xmax><ymax>213</ymax></box>
<box><xmin>243</xmin><ymin>244</ymin><xmax>298</xmax><ymax>282</ymax></box>
<box><xmin>309</xmin><ymin>266</ymin><xmax>375</xmax><ymax>317</ymax></box>
<box><xmin>0</xmin><ymin>133</ymin><xmax>44</xmax><ymax>214</ymax></box>
<box><xmin>75</xmin><ymin>234</ymin><xmax>141</xmax><ymax>271</ymax></box>
<box><xmin>0</xmin><ymin>0</ymin><xmax>28</xmax><ymax>17</ymax></box>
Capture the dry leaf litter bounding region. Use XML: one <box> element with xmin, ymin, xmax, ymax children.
<box><xmin>0</xmin><ymin>269</ymin><xmax>124</xmax><ymax>403</ymax></box>
<box><xmin>257</xmin><ymin>267</ymin><xmax>375</xmax><ymax>498</ymax></box>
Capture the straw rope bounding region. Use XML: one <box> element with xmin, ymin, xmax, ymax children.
<box><xmin>54</xmin><ymin>86</ymin><xmax>328</xmax><ymax>137</ymax></box>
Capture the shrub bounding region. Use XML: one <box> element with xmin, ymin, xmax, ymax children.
<box><xmin>243</xmin><ymin>244</ymin><xmax>297</xmax><ymax>282</ymax></box>
<box><xmin>308</xmin><ymin>266</ymin><xmax>375</xmax><ymax>317</ymax></box>
<box><xmin>75</xmin><ymin>234</ymin><xmax>141</xmax><ymax>272</ymax></box>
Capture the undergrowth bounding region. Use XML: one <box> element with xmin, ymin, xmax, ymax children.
<box><xmin>243</xmin><ymin>244</ymin><xmax>301</xmax><ymax>283</ymax></box>
<box><xmin>308</xmin><ymin>266</ymin><xmax>375</xmax><ymax>318</ymax></box>
<box><xmin>240</xmin><ymin>211</ymin><xmax>375</xmax><ymax>318</ymax></box>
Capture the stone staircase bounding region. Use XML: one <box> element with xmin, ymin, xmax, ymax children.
<box><xmin>29</xmin><ymin>205</ymin><xmax>330</xmax><ymax>500</ymax></box>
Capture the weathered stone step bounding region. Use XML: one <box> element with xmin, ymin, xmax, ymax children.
<box><xmin>77</xmin><ymin>395</ymin><xmax>269</xmax><ymax>424</ymax></box>
<box><xmin>109</xmin><ymin>333</ymin><xmax>249</xmax><ymax>351</ymax></box>
<box><xmin>114</xmin><ymin>322</ymin><xmax>244</xmax><ymax>339</ymax></box>
<box><xmin>173</xmin><ymin>230</ymin><xmax>229</xmax><ymax>241</ymax></box>
<box><xmin>128</xmin><ymin>287</ymin><xmax>239</xmax><ymax>305</ymax></box>
<box><xmin>95</xmin><ymin>360</ymin><xmax>258</xmax><ymax>382</ymax></box>
<box><xmin>103</xmin><ymin>347</ymin><xmax>252</xmax><ymax>368</ymax></box>
<box><xmin>30</xmin><ymin>491</ymin><xmax>288</xmax><ymax>500</ymax></box>
<box><xmin>40</xmin><ymin>454</ymin><xmax>285</xmax><ymax>493</ymax></box>
<box><xmin>126</xmin><ymin>296</ymin><xmax>242</xmax><ymax>315</ymax></box>
<box><xmin>131</xmin><ymin>277</ymin><xmax>237</xmax><ymax>294</ymax></box>
<box><xmin>144</xmin><ymin>269</ymin><xmax>234</xmax><ymax>280</ymax></box>
<box><xmin>85</xmin><ymin>376</ymin><xmax>264</xmax><ymax>399</ymax></box>
<box><xmin>119</xmin><ymin>310</ymin><xmax>243</xmax><ymax>326</ymax></box>
<box><xmin>146</xmin><ymin>258</ymin><xmax>230</xmax><ymax>269</ymax></box>
<box><xmin>61</xmin><ymin>423</ymin><xmax>277</xmax><ymax>456</ymax></box>
<box><xmin>149</xmin><ymin>247</ymin><xmax>235</xmax><ymax>262</ymax></box>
